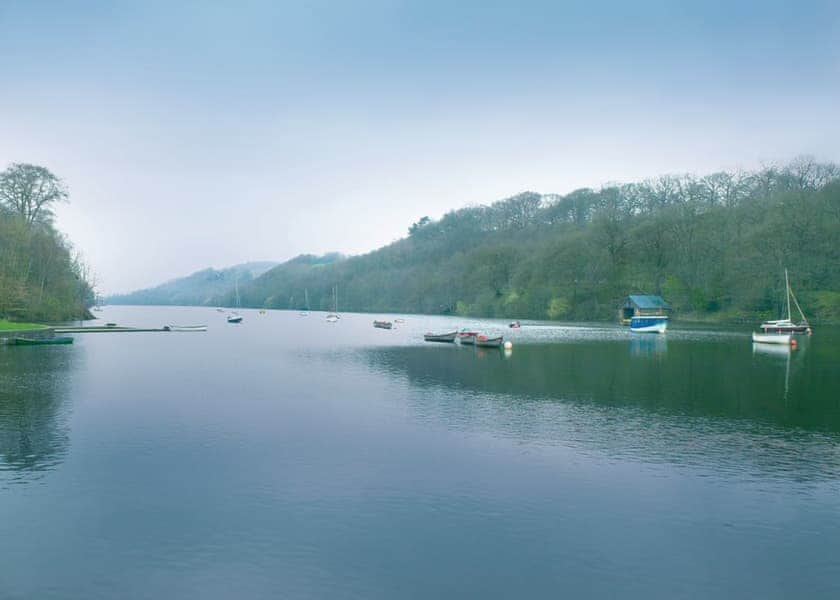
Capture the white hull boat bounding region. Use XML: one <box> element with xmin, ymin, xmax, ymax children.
<box><xmin>326</xmin><ymin>285</ymin><xmax>340</xmax><ymax>322</ymax></box>
<box><xmin>760</xmin><ymin>269</ymin><xmax>811</xmax><ymax>334</ymax></box>
<box><xmin>752</xmin><ymin>332</ymin><xmax>791</xmax><ymax>345</ymax></box>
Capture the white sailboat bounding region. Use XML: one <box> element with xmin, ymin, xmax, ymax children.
<box><xmin>300</xmin><ymin>289</ymin><xmax>310</xmax><ymax>317</ymax></box>
<box><xmin>227</xmin><ymin>279</ymin><xmax>243</xmax><ymax>323</ymax></box>
<box><xmin>760</xmin><ymin>268</ymin><xmax>811</xmax><ymax>334</ymax></box>
<box><xmin>326</xmin><ymin>286</ymin><xmax>340</xmax><ymax>323</ymax></box>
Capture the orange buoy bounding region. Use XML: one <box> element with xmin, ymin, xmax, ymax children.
<box><xmin>790</xmin><ymin>339</ymin><xmax>798</xmax><ymax>348</ymax></box>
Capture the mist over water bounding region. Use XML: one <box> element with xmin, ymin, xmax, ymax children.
<box><xmin>1</xmin><ymin>306</ymin><xmax>839</xmax><ymax>598</ymax></box>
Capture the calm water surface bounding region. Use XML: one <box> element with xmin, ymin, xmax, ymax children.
<box><xmin>2</xmin><ymin>306</ymin><xmax>839</xmax><ymax>598</ymax></box>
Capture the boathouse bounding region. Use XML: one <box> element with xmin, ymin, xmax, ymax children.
<box><xmin>620</xmin><ymin>295</ymin><xmax>670</xmax><ymax>322</ymax></box>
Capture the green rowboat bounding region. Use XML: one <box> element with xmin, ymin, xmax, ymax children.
<box><xmin>11</xmin><ymin>336</ymin><xmax>74</xmax><ymax>346</ymax></box>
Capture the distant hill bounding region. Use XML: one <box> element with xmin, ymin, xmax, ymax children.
<box><xmin>106</xmin><ymin>261</ymin><xmax>279</xmax><ymax>306</ymax></box>
<box><xmin>224</xmin><ymin>253</ymin><xmax>345</xmax><ymax>310</ymax></box>
<box><xmin>222</xmin><ymin>159</ymin><xmax>840</xmax><ymax>322</ymax></box>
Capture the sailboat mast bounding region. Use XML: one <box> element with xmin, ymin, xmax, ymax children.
<box><xmin>785</xmin><ymin>268</ymin><xmax>791</xmax><ymax>322</ymax></box>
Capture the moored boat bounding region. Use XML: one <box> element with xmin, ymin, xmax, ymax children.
<box><xmin>630</xmin><ymin>315</ymin><xmax>668</xmax><ymax>333</ymax></box>
<box><xmin>300</xmin><ymin>289</ymin><xmax>311</xmax><ymax>316</ymax></box>
<box><xmin>760</xmin><ymin>269</ymin><xmax>811</xmax><ymax>334</ymax></box>
<box><xmin>424</xmin><ymin>331</ymin><xmax>457</xmax><ymax>343</ymax></box>
<box><xmin>228</xmin><ymin>279</ymin><xmax>244</xmax><ymax>323</ymax></box>
<box><xmin>457</xmin><ymin>330</ymin><xmax>478</xmax><ymax>344</ymax></box>
<box><xmin>373</xmin><ymin>320</ymin><xmax>393</xmax><ymax>329</ymax></box>
<box><xmin>12</xmin><ymin>336</ymin><xmax>74</xmax><ymax>346</ymax></box>
<box><xmin>509</xmin><ymin>321</ymin><xmax>521</xmax><ymax>329</ymax></box>
<box><xmin>752</xmin><ymin>332</ymin><xmax>792</xmax><ymax>345</ymax></box>
<box><xmin>475</xmin><ymin>335</ymin><xmax>504</xmax><ymax>348</ymax></box>
<box><xmin>326</xmin><ymin>286</ymin><xmax>341</xmax><ymax>322</ymax></box>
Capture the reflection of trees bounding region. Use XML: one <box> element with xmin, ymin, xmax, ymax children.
<box><xmin>367</xmin><ymin>341</ymin><xmax>838</xmax><ymax>431</ymax></box>
<box><xmin>0</xmin><ymin>347</ymin><xmax>74</xmax><ymax>480</ymax></box>
<box><xmin>361</xmin><ymin>340</ymin><xmax>840</xmax><ymax>481</ymax></box>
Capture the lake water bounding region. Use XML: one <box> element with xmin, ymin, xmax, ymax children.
<box><xmin>2</xmin><ymin>306</ymin><xmax>839</xmax><ymax>598</ymax></box>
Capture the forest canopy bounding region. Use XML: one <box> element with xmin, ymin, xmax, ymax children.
<box><xmin>0</xmin><ymin>163</ymin><xmax>94</xmax><ymax>321</ymax></box>
<box><xmin>227</xmin><ymin>157</ymin><xmax>840</xmax><ymax>323</ymax></box>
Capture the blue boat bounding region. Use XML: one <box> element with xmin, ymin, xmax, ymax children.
<box><xmin>630</xmin><ymin>315</ymin><xmax>668</xmax><ymax>333</ymax></box>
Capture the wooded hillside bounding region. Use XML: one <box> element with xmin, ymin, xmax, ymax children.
<box><xmin>0</xmin><ymin>164</ymin><xmax>94</xmax><ymax>321</ymax></box>
<box><xmin>229</xmin><ymin>158</ymin><xmax>840</xmax><ymax>322</ymax></box>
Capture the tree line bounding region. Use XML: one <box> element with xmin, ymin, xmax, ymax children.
<box><xmin>227</xmin><ymin>157</ymin><xmax>840</xmax><ymax>323</ymax></box>
<box><xmin>0</xmin><ymin>163</ymin><xmax>94</xmax><ymax>321</ymax></box>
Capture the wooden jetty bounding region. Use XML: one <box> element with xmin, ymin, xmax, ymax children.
<box><xmin>54</xmin><ymin>326</ymin><xmax>172</xmax><ymax>334</ymax></box>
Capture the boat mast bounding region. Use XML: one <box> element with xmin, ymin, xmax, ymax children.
<box><xmin>785</xmin><ymin>268</ymin><xmax>791</xmax><ymax>322</ymax></box>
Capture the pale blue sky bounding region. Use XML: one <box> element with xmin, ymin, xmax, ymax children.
<box><xmin>1</xmin><ymin>1</ymin><xmax>838</xmax><ymax>292</ymax></box>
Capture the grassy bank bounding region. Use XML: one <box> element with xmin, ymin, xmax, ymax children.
<box><xmin>0</xmin><ymin>319</ymin><xmax>47</xmax><ymax>331</ymax></box>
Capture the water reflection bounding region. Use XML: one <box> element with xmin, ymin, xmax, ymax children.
<box><xmin>362</xmin><ymin>337</ymin><xmax>840</xmax><ymax>481</ymax></box>
<box><xmin>0</xmin><ymin>345</ymin><xmax>76</xmax><ymax>483</ymax></box>
<box><xmin>629</xmin><ymin>335</ymin><xmax>667</xmax><ymax>357</ymax></box>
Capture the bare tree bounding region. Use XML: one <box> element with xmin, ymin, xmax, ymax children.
<box><xmin>0</xmin><ymin>163</ymin><xmax>68</xmax><ymax>226</ymax></box>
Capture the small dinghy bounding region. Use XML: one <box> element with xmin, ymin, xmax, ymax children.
<box><xmin>424</xmin><ymin>331</ymin><xmax>457</xmax><ymax>343</ymax></box>
<box><xmin>752</xmin><ymin>332</ymin><xmax>792</xmax><ymax>345</ymax></box>
<box><xmin>373</xmin><ymin>320</ymin><xmax>393</xmax><ymax>329</ymax></box>
<box><xmin>457</xmin><ymin>330</ymin><xmax>478</xmax><ymax>344</ymax></box>
<box><xmin>165</xmin><ymin>325</ymin><xmax>208</xmax><ymax>332</ymax></box>
<box><xmin>509</xmin><ymin>321</ymin><xmax>521</xmax><ymax>329</ymax></box>
<box><xmin>227</xmin><ymin>314</ymin><xmax>243</xmax><ymax>324</ymax></box>
<box><xmin>12</xmin><ymin>336</ymin><xmax>74</xmax><ymax>346</ymax></box>
<box><xmin>475</xmin><ymin>335</ymin><xmax>504</xmax><ymax>348</ymax></box>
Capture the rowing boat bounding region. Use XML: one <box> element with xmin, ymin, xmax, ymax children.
<box><xmin>475</xmin><ymin>335</ymin><xmax>503</xmax><ymax>348</ymax></box>
<box><xmin>424</xmin><ymin>331</ymin><xmax>457</xmax><ymax>343</ymax></box>
<box><xmin>457</xmin><ymin>330</ymin><xmax>477</xmax><ymax>344</ymax></box>
<box><xmin>12</xmin><ymin>336</ymin><xmax>74</xmax><ymax>346</ymax></box>
<box><xmin>373</xmin><ymin>320</ymin><xmax>393</xmax><ymax>329</ymax></box>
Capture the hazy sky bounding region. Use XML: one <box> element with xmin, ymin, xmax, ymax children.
<box><xmin>1</xmin><ymin>1</ymin><xmax>838</xmax><ymax>293</ymax></box>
